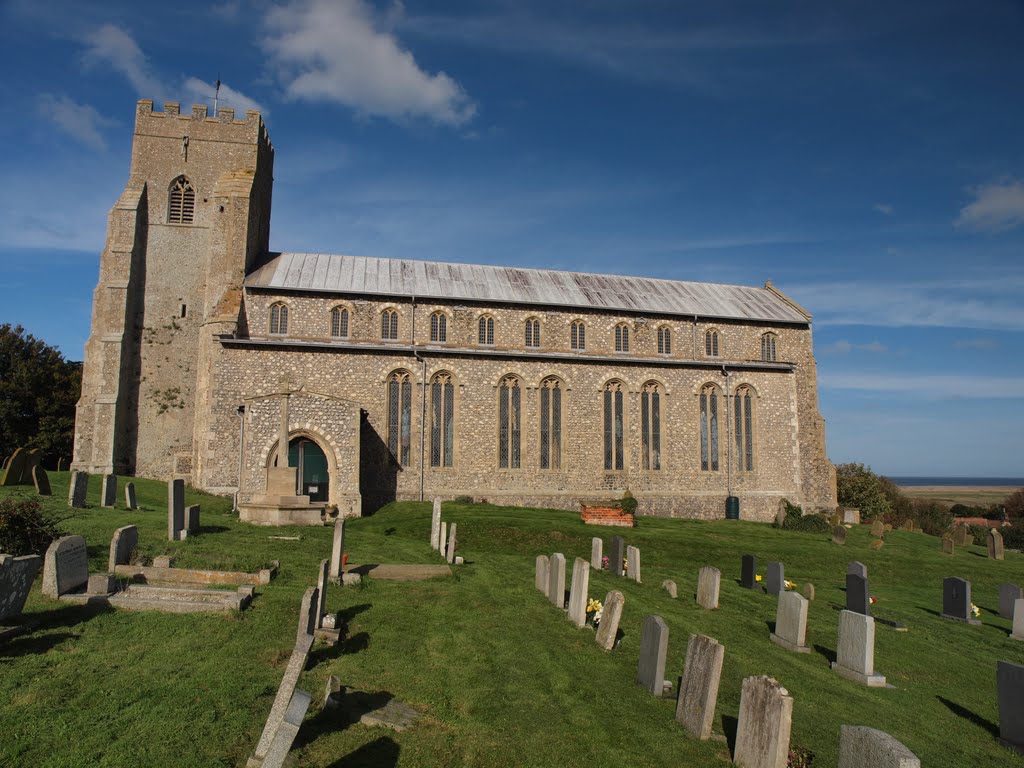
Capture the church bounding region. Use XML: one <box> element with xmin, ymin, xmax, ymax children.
<box><xmin>72</xmin><ymin>100</ymin><xmax>837</xmax><ymax>523</ymax></box>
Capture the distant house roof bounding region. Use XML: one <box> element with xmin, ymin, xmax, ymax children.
<box><xmin>244</xmin><ymin>252</ymin><xmax>810</xmax><ymax>324</ymax></box>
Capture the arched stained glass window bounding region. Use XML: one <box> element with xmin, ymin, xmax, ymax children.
<box><xmin>615</xmin><ymin>323</ymin><xmax>630</xmax><ymax>352</ymax></box>
<box><xmin>331</xmin><ymin>307</ymin><xmax>349</xmax><ymax>338</ymax></box>
<box><xmin>539</xmin><ymin>377</ymin><xmax>563</xmax><ymax>470</ymax></box>
<box><xmin>270</xmin><ymin>303</ymin><xmax>288</xmax><ymax>335</ymax></box>
<box><xmin>705</xmin><ymin>329</ymin><xmax>720</xmax><ymax>357</ymax></box>
<box><xmin>479</xmin><ymin>315</ymin><xmax>494</xmax><ymax>345</ymax></box>
<box><xmin>641</xmin><ymin>381</ymin><xmax>662</xmax><ymax>471</ymax></box>
<box><xmin>761</xmin><ymin>333</ymin><xmax>777</xmax><ymax>362</ymax></box>
<box><xmin>386</xmin><ymin>370</ymin><xmax>413</xmax><ymax>466</ymax></box>
<box><xmin>603</xmin><ymin>380</ymin><xmax>625</xmax><ymax>470</ymax></box>
<box><xmin>498</xmin><ymin>376</ymin><xmax>521</xmax><ymax>469</ymax></box>
<box><xmin>381</xmin><ymin>310</ymin><xmax>399</xmax><ymax>340</ymax></box>
<box><xmin>570</xmin><ymin>320</ymin><xmax>585</xmax><ymax>351</ymax></box>
<box><xmin>430</xmin><ymin>372</ymin><xmax>454</xmax><ymax>467</ymax></box>
<box><xmin>657</xmin><ymin>326</ymin><xmax>671</xmax><ymax>355</ymax></box>
<box><xmin>525</xmin><ymin>318</ymin><xmax>540</xmax><ymax>348</ymax></box>
<box><xmin>699</xmin><ymin>383</ymin><xmax>720</xmax><ymax>471</ymax></box>
<box><xmin>430</xmin><ymin>312</ymin><xmax>447</xmax><ymax>343</ymax></box>
<box><xmin>734</xmin><ymin>385</ymin><xmax>755</xmax><ymax>471</ymax></box>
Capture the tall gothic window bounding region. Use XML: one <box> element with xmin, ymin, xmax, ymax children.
<box><xmin>570</xmin><ymin>320</ymin><xmax>586</xmax><ymax>351</ymax></box>
<box><xmin>430</xmin><ymin>312</ymin><xmax>447</xmax><ymax>343</ymax></box>
<box><xmin>705</xmin><ymin>329</ymin><xmax>720</xmax><ymax>357</ymax></box>
<box><xmin>525</xmin><ymin>317</ymin><xmax>540</xmax><ymax>348</ymax></box>
<box><xmin>430</xmin><ymin>372</ymin><xmax>454</xmax><ymax>467</ymax></box>
<box><xmin>614</xmin><ymin>323</ymin><xmax>630</xmax><ymax>352</ymax></box>
<box><xmin>699</xmin><ymin>383</ymin><xmax>720</xmax><ymax>471</ymax></box>
<box><xmin>539</xmin><ymin>377</ymin><xmax>563</xmax><ymax>470</ymax></box>
<box><xmin>478</xmin><ymin>315</ymin><xmax>494</xmax><ymax>345</ymax></box>
<box><xmin>330</xmin><ymin>307</ymin><xmax>349</xmax><ymax>338</ymax></box>
<box><xmin>657</xmin><ymin>326</ymin><xmax>672</xmax><ymax>355</ymax></box>
<box><xmin>269</xmin><ymin>303</ymin><xmax>288</xmax><ymax>335</ymax></box>
<box><xmin>168</xmin><ymin>176</ymin><xmax>195</xmax><ymax>224</ymax></box>
<box><xmin>761</xmin><ymin>332</ymin><xmax>777</xmax><ymax>362</ymax></box>
<box><xmin>381</xmin><ymin>309</ymin><xmax>399</xmax><ymax>340</ymax></box>
<box><xmin>603</xmin><ymin>380</ymin><xmax>625</xmax><ymax>470</ymax></box>
<box><xmin>734</xmin><ymin>385</ymin><xmax>755</xmax><ymax>472</ymax></box>
<box><xmin>498</xmin><ymin>376</ymin><xmax>521</xmax><ymax>469</ymax></box>
<box><xmin>386</xmin><ymin>370</ymin><xmax>413</xmax><ymax>466</ymax></box>
<box><xmin>641</xmin><ymin>381</ymin><xmax>662</xmax><ymax>471</ymax></box>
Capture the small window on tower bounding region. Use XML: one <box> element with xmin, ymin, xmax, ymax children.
<box><xmin>180</xmin><ymin>304</ymin><xmax>187</xmax><ymax>319</ymax></box>
<box><xmin>168</xmin><ymin>176</ymin><xmax>196</xmax><ymax>224</ymax></box>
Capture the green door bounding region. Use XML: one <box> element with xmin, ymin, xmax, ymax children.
<box><xmin>288</xmin><ymin>438</ymin><xmax>329</xmax><ymax>502</ymax></box>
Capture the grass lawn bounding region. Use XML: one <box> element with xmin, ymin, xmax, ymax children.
<box><xmin>2</xmin><ymin>474</ymin><xmax>1024</xmax><ymax>767</ymax></box>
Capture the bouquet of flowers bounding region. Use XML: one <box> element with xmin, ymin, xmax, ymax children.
<box><xmin>601</xmin><ymin>555</ymin><xmax>609</xmax><ymax>570</ymax></box>
<box><xmin>586</xmin><ymin>598</ymin><xmax>603</xmax><ymax>627</ymax></box>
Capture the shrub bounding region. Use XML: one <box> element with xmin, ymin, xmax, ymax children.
<box><xmin>967</xmin><ymin>525</ymin><xmax>990</xmax><ymax>547</ymax></box>
<box><xmin>453</xmin><ymin>495</ymin><xmax>473</xmax><ymax>504</ymax></box>
<box><xmin>0</xmin><ymin>497</ymin><xmax>67</xmax><ymax>556</ymax></box>
<box><xmin>836</xmin><ymin>463</ymin><xmax>892</xmax><ymax>521</ymax></box>
<box><xmin>780</xmin><ymin>502</ymin><xmax>831</xmax><ymax>533</ymax></box>
<box><xmin>910</xmin><ymin>500</ymin><xmax>954</xmax><ymax>537</ymax></box>
<box><xmin>1000</xmin><ymin>524</ymin><xmax>1024</xmax><ymax>550</ymax></box>
<box><xmin>1003</xmin><ymin>488</ymin><xmax>1024</xmax><ymax>520</ymax></box>
<box><xmin>619</xmin><ymin>489</ymin><xmax>638</xmax><ymax>515</ymax></box>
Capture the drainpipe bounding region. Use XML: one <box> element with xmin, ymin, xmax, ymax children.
<box><xmin>235</xmin><ymin>404</ymin><xmax>245</xmax><ymax>512</ymax></box>
<box><xmin>411</xmin><ymin>295</ymin><xmax>426</xmax><ymax>502</ymax></box>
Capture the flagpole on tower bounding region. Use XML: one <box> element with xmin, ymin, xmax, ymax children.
<box><xmin>213</xmin><ymin>76</ymin><xmax>221</xmax><ymax>116</ymax></box>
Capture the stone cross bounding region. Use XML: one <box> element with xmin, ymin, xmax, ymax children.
<box><xmin>942</xmin><ymin>576</ymin><xmax>978</xmax><ymax>624</ymax></box>
<box><xmin>771</xmin><ymin>591</ymin><xmax>810</xmax><ymax>653</ymax></box>
<box><xmin>625</xmin><ymin>545</ymin><xmax>641</xmax><ymax>583</ymax></box>
<box><xmin>733</xmin><ymin>676</ymin><xmax>793</xmax><ymax>768</ymax></box>
<box><xmin>999</xmin><ymin>583</ymin><xmax>1023</xmax><ymax>620</ymax></box>
<box><xmin>567</xmin><ymin>557</ymin><xmax>589</xmax><ymax>628</ymax></box>
<box><xmin>108</xmin><ymin>525</ymin><xmax>138</xmax><ymax>571</ymax></box>
<box><xmin>838</xmin><ymin>726</ymin><xmax>920</xmax><ymax>768</ymax></box>
<box><xmin>547</xmin><ymin>553</ymin><xmax>566</xmax><ymax>608</ymax></box>
<box><xmin>330</xmin><ymin>517</ymin><xmax>346</xmax><ymax>582</ymax></box>
<box><xmin>846</xmin><ymin>573</ymin><xmax>870</xmax><ymax>616</ymax></box>
<box><xmin>832</xmin><ymin>610</ymin><xmax>887</xmax><ymax>687</ymax></box>
<box><xmin>696</xmin><ymin>566</ymin><xmax>721</xmax><ymax>610</ymax></box>
<box><xmin>595</xmin><ymin>590</ymin><xmax>624</xmax><ymax>651</ymax></box>
<box><xmin>741</xmin><ymin>554</ymin><xmax>757</xmax><ymax>590</ymax></box>
<box><xmin>101</xmin><ymin>474</ymin><xmax>117</xmax><ymax>507</ymax></box>
<box><xmin>766</xmin><ymin>562</ymin><xmax>784</xmax><ymax>596</ymax></box>
<box><xmin>445</xmin><ymin>523</ymin><xmax>458</xmax><ymax>564</ymax></box>
<box><xmin>0</xmin><ymin>554</ymin><xmax>42</xmax><ymax>621</ymax></box>
<box><xmin>675</xmin><ymin>633</ymin><xmax>725</xmax><ymax>740</ymax></box>
<box><xmin>430</xmin><ymin>498</ymin><xmax>442</xmax><ymax>550</ymax></box>
<box><xmin>124</xmin><ymin>481</ymin><xmax>137</xmax><ymax>510</ymax></box>
<box><xmin>989</xmin><ymin>529</ymin><xmax>1005</xmax><ymax>560</ymax></box>
<box><xmin>609</xmin><ymin>536</ymin><xmax>625</xmax><ymax>577</ymax></box>
<box><xmin>41</xmin><ymin>535</ymin><xmax>89</xmax><ymax>598</ymax></box>
<box><xmin>636</xmin><ymin>615</ymin><xmax>669</xmax><ymax>696</ymax></box>
<box><xmin>590</xmin><ymin>537</ymin><xmax>603</xmax><ymax>570</ymax></box>
<box><xmin>997</xmin><ymin>661</ymin><xmax>1024</xmax><ymax>755</ymax></box>
<box><xmin>535</xmin><ymin>555</ymin><xmax>549</xmax><ymax>593</ymax></box>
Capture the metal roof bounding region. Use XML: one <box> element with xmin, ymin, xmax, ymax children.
<box><xmin>244</xmin><ymin>253</ymin><xmax>810</xmax><ymax>324</ymax></box>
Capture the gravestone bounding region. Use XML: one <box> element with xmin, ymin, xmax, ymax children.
<box><xmin>636</xmin><ymin>615</ymin><xmax>669</xmax><ymax>696</ymax></box>
<box><xmin>766</xmin><ymin>562</ymin><xmax>784</xmax><ymax>596</ymax></box>
<box><xmin>846</xmin><ymin>573</ymin><xmax>870</xmax><ymax>616</ymax></box>
<box><xmin>626</xmin><ymin>545</ymin><xmax>641</xmax><ymax>583</ymax></box>
<box><xmin>741</xmin><ymin>554</ymin><xmax>757</xmax><ymax>590</ymax></box>
<box><xmin>953</xmin><ymin>525</ymin><xmax>969</xmax><ymax>546</ymax></box>
<box><xmin>315</xmin><ymin>559</ymin><xmax>329</xmax><ymax>628</ymax></box>
<box><xmin>41</xmin><ymin>535</ymin><xmax>89</xmax><ymax>598</ymax></box>
<box><xmin>997</xmin><ymin>661</ymin><xmax>1024</xmax><ymax>755</ymax></box>
<box><xmin>548</xmin><ymin>553</ymin><xmax>566</xmax><ymax>608</ymax></box>
<box><xmin>829</xmin><ymin>512</ymin><xmax>841</xmax><ymax>526</ymax></box>
<box><xmin>609</xmin><ymin>536</ymin><xmax>625</xmax><ymax>577</ymax></box>
<box><xmin>56</xmin><ymin>457</ymin><xmax>64</xmax><ymax>471</ymax></box>
<box><xmin>87</xmin><ymin>573</ymin><xmax>116</xmax><ymax>595</ymax></box>
<box><xmin>185</xmin><ymin>505</ymin><xmax>201</xmax><ymax>533</ymax></box>
<box><xmin>832</xmin><ymin>525</ymin><xmax>848</xmax><ymax>545</ymax></box>
<box><xmin>590</xmin><ymin>537</ymin><xmax>603</xmax><ymax>570</ymax></box>
<box><xmin>771</xmin><ymin>591</ymin><xmax>810</xmax><ymax>653</ymax></box>
<box><xmin>568</xmin><ymin>557</ymin><xmax>589</xmax><ymax>628</ymax></box>
<box><xmin>446</xmin><ymin>522</ymin><xmax>458</xmax><ymax>564</ymax></box>
<box><xmin>439</xmin><ymin>522</ymin><xmax>448</xmax><ymax>557</ymax></box>
<box><xmin>869</xmin><ymin>539</ymin><xmax>884</xmax><ymax>551</ymax></box>
<box><xmin>696</xmin><ymin>566</ymin><xmax>720</xmax><ymax>610</ymax></box>
<box><xmin>535</xmin><ymin>555</ymin><xmax>549</xmax><ymax>592</ymax></box>
<box><xmin>842</xmin><ymin>508</ymin><xmax>861</xmax><ymax>525</ymax></box>
<box><xmin>68</xmin><ymin>470</ymin><xmax>88</xmax><ymax>508</ymax></box>
<box><xmin>838</xmin><ymin>726</ymin><xmax>920</xmax><ymax>768</ymax></box>
<box><xmin>989</xmin><ymin>529</ymin><xmax>1005</xmax><ymax>561</ymax></box>
<box><xmin>775</xmin><ymin>501</ymin><xmax>787</xmax><ymax>528</ymax></box>
<box><xmin>942</xmin><ymin>577</ymin><xmax>979</xmax><ymax>624</ymax></box>
<box><xmin>108</xmin><ymin>525</ymin><xmax>138</xmax><ymax>571</ymax></box>
<box><xmin>261</xmin><ymin>689</ymin><xmax>312</xmax><ymax>768</ymax></box>
<box><xmin>870</xmin><ymin>520</ymin><xmax>885</xmax><ymax>538</ymax></box>
<box><xmin>0</xmin><ymin>554</ymin><xmax>42</xmax><ymax>621</ymax></box>
<box><xmin>802</xmin><ymin>583</ymin><xmax>815</xmax><ymax>601</ymax></box>
<box><xmin>0</xmin><ymin>447</ymin><xmax>27</xmax><ymax>486</ymax></box>
<box><xmin>662</xmin><ymin>579</ymin><xmax>677</xmax><ymax>599</ymax></box>
<box><xmin>848</xmin><ymin>561</ymin><xmax>867</xmax><ymax>580</ymax></box>
<box><xmin>942</xmin><ymin>537</ymin><xmax>954</xmax><ymax>555</ymax></box>
<box><xmin>124</xmin><ymin>481</ymin><xmax>137</xmax><ymax>510</ymax></box>
<box><xmin>329</xmin><ymin>517</ymin><xmax>346</xmax><ymax>582</ymax></box>
<box><xmin>832</xmin><ymin>610</ymin><xmax>887</xmax><ymax>687</ymax></box>
<box><xmin>675</xmin><ymin>634</ymin><xmax>725</xmax><ymax>740</ymax></box>
<box><xmin>999</xmin><ymin>583</ymin><xmax>1023</xmax><ymax>620</ymax></box>
<box><xmin>900</xmin><ymin>519</ymin><xmax>914</xmax><ymax>532</ymax></box>
<box><xmin>101</xmin><ymin>474</ymin><xmax>117</xmax><ymax>507</ymax></box>
<box><xmin>430</xmin><ymin>497</ymin><xmax>441</xmax><ymax>550</ymax></box>
<box><xmin>733</xmin><ymin>676</ymin><xmax>793</xmax><ymax>768</ymax></box>
<box><xmin>32</xmin><ymin>465</ymin><xmax>52</xmax><ymax>496</ymax></box>
<box><xmin>168</xmin><ymin>479</ymin><xmax>185</xmax><ymax>541</ymax></box>
<box><xmin>1012</xmin><ymin>599</ymin><xmax>1024</xmax><ymax>642</ymax></box>
<box><xmin>595</xmin><ymin>590</ymin><xmax>624</xmax><ymax>651</ymax></box>
<box><xmin>884</xmin><ymin>523</ymin><xmax>893</xmax><ymax>532</ymax></box>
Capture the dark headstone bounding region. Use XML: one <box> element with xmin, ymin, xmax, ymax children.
<box><xmin>68</xmin><ymin>470</ymin><xmax>88</xmax><ymax>508</ymax></box>
<box><xmin>846</xmin><ymin>573</ymin><xmax>870</xmax><ymax>616</ymax></box>
<box><xmin>32</xmin><ymin>465</ymin><xmax>52</xmax><ymax>496</ymax></box>
<box><xmin>766</xmin><ymin>562</ymin><xmax>784</xmax><ymax>595</ymax></box>
<box><xmin>609</xmin><ymin>536</ymin><xmax>625</xmax><ymax>578</ymax></box>
<box><xmin>1000</xmin><ymin>583</ymin><xmax>1023</xmax><ymax>620</ymax></box>
<box><xmin>741</xmin><ymin>554</ymin><xmax>757</xmax><ymax>590</ymax></box>
<box><xmin>125</xmin><ymin>481</ymin><xmax>137</xmax><ymax>510</ymax></box>
<box><xmin>998</xmin><ymin>661</ymin><xmax>1024</xmax><ymax>755</ymax></box>
<box><xmin>942</xmin><ymin>577</ymin><xmax>978</xmax><ymax>624</ymax></box>
<box><xmin>847</xmin><ymin>561</ymin><xmax>867</xmax><ymax>580</ymax></box>
<box><xmin>185</xmin><ymin>504</ymin><xmax>201</xmax><ymax>532</ymax></box>
<box><xmin>101</xmin><ymin>474</ymin><xmax>117</xmax><ymax>507</ymax></box>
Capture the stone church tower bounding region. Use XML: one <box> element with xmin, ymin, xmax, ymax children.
<box><xmin>73</xmin><ymin>100</ymin><xmax>274</xmax><ymax>480</ymax></box>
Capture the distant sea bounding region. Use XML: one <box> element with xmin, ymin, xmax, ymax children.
<box><xmin>889</xmin><ymin>477</ymin><xmax>1024</xmax><ymax>487</ymax></box>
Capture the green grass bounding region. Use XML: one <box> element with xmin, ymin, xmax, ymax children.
<box><xmin>2</xmin><ymin>474</ymin><xmax>1023</xmax><ymax>767</ymax></box>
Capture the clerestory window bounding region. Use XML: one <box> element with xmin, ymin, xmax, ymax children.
<box><xmin>168</xmin><ymin>176</ymin><xmax>196</xmax><ymax>224</ymax></box>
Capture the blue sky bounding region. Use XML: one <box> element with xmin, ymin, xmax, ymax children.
<box><xmin>1</xmin><ymin>0</ymin><xmax>1022</xmax><ymax>476</ymax></box>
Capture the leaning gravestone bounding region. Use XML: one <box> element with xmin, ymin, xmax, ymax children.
<box><xmin>107</xmin><ymin>525</ymin><xmax>138</xmax><ymax>571</ymax></box>
<box><xmin>636</xmin><ymin>615</ymin><xmax>669</xmax><ymax>696</ymax></box>
<box><xmin>741</xmin><ymin>554</ymin><xmax>757</xmax><ymax>590</ymax></box>
<box><xmin>802</xmin><ymin>582</ymin><xmax>815</xmax><ymax>601</ymax></box>
<box><xmin>0</xmin><ymin>553</ymin><xmax>42</xmax><ymax>621</ymax></box>
<box><xmin>42</xmin><ymin>535</ymin><xmax>89</xmax><ymax>598</ymax></box>
<box><xmin>68</xmin><ymin>470</ymin><xmax>88</xmax><ymax>508</ymax></box>
<box><xmin>832</xmin><ymin>525</ymin><xmax>848</xmax><ymax>545</ymax></box>
<box><xmin>329</xmin><ymin>517</ymin><xmax>346</xmax><ymax>582</ymax></box>
<box><xmin>32</xmin><ymin>465</ymin><xmax>52</xmax><ymax>496</ymax></box>
<box><xmin>439</xmin><ymin>522</ymin><xmax>448</xmax><ymax>557</ymax></box>
<box><xmin>771</xmin><ymin>591</ymin><xmax>810</xmax><ymax>653</ymax></box>
<box><xmin>260</xmin><ymin>689</ymin><xmax>312</xmax><ymax>768</ymax></box>
<box><xmin>625</xmin><ymin>545</ymin><xmax>641</xmax><ymax>583</ymax></box>
<box><xmin>101</xmin><ymin>474</ymin><xmax>117</xmax><ymax>507</ymax></box>
<box><xmin>870</xmin><ymin>520</ymin><xmax>885</xmax><ymax>538</ymax></box>
<box><xmin>997</xmin><ymin>661</ymin><xmax>1024</xmax><ymax>755</ymax></box>
<box><xmin>609</xmin><ymin>536</ymin><xmax>625</xmax><ymax>577</ymax></box>
<box><xmin>590</xmin><ymin>537</ymin><xmax>603</xmax><ymax>570</ymax></box>
<box><xmin>430</xmin><ymin>498</ymin><xmax>442</xmax><ymax>550</ymax></box>
<box><xmin>124</xmin><ymin>481</ymin><xmax>137</xmax><ymax>510</ymax></box>
<box><xmin>733</xmin><ymin>676</ymin><xmax>793</xmax><ymax>768</ymax></box>
<box><xmin>766</xmin><ymin>562</ymin><xmax>784</xmax><ymax>596</ymax></box>
<box><xmin>696</xmin><ymin>566</ymin><xmax>720</xmax><ymax>610</ymax></box>
<box><xmin>989</xmin><ymin>529</ymin><xmax>1005</xmax><ymax>561</ymax></box>
<box><xmin>0</xmin><ymin>447</ymin><xmax>28</xmax><ymax>486</ymax></box>
<box><xmin>535</xmin><ymin>555</ymin><xmax>550</xmax><ymax>593</ymax></box>
<box><xmin>838</xmin><ymin>725</ymin><xmax>920</xmax><ymax>768</ymax></box>
<box><xmin>942</xmin><ymin>536</ymin><xmax>955</xmax><ymax>555</ymax></box>
<box><xmin>942</xmin><ymin>577</ymin><xmax>979</xmax><ymax>624</ymax></box>
<box><xmin>1000</xmin><ymin>583</ymin><xmax>1024</xmax><ymax>620</ymax></box>
<box><xmin>675</xmin><ymin>634</ymin><xmax>725</xmax><ymax>741</ymax></box>
<box><xmin>567</xmin><ymin>557</ymin><xmax>589</xmax><ymax>628</ymax></box>
<box><xmin>846</xmin><ymin>573</ymin><xmax>870</xmax><ymax>616</ymax></box>
<box><xmin>446</xmin><ymin>522</ymin><xmax>457</xmax><ymax>564</ymax></box>
<box><xmin>848</xmin><ymin>561</ymin><xmax>867</xmax><ymax>580</ymax></box>
<box><xmin>547</xmin><ymin>553</ymin><xmax>566</xmax><ymax>608</ymax></box>
<box><xmin>595</xmin><ymin>590</ymin><xmax>624</xmax><ymax>651</ymax></box>
<box><xmin>315</xmin><ymin>559</ymin><xmax>330</xmax><ymax>629</ymax></box>
<box><xmin>832</xmin><ymin>610</ymin><xmax>887</xmax><ymax>687</ymax></box>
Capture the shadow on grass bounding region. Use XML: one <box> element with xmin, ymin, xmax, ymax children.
<box><xmin>765</xmin><ymin>620</ymin><xmax>776</xmax><ymax>634</ymax></box>
<box><xmin>309</xmin><ymin>631</ymin><xmax>369</xmax><ymax>668</ymax></box>
<box><xmin>1</xmin><ymin>631</ymin><xmax>80</xmax><ymax>658</ymax></box>
<box><xmin>337</xmin><ymin>603</ymin><xmax>371</xmax><ymax>624</ymax></box>
<box><xmin>937</xmin><ymin>696</ymin><xmax>999</xmax><ymax>737</ymax></box>
<box><xmin>721</xmin><ymin>714</ymin><xmax>738</xmax><ymax>756</ymax></box>
<box><xmin>325</xmin><ymin>735</ymin><xmax>400</xmax><ymax>767</ymax></box>
<box><xmin>294</xmin><ymin>690</ymin><xmax>395</xmax><ymax>750</ymax></box>
<box><xmin>198</xmin><ymin>525</ymin><xmax>230</xmax><ymax>535</ymax></box>
<box><xmin>813</xmin><ymin>644</ymin><xmax>836</xmax><ymax>665</ymax></box>
<box><xmin>917</xmin><ymin>607</ymin><xmax>943</xmax><ymax>618</ymax></box>
<box><xmin>1</xmin><ymin>601</ymin><xmax>114</xmax><ymax>658</ymax></box>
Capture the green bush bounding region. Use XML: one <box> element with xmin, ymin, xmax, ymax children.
<box><xmin>620</xmin><ymin>489</ymin><xmax>638</xmax><ymax>515</ymax></box>
<box><xmin>1000</xmin><ymin>525</ymin><xmax>1024</xmax><ymax>550</ymax></box>
<box><xmin>0</xmin><ymin>497</ymin><xmax>67</xmax><ymax>556</ymax></box>
<box><xmin>779</xmin><ymin>501</ymin><xmax>831</xmax><ymax>533</ymax></box>
<box><xmin>453</xmin><ymin>495</ymin><xmax>473</xmax><ymax>504</ymax></box>
<box><xmin>836</xmin><ymin>463</ymin><xmax>893</xmax><ymax>521</ymax></box>
<box><xmin>910</xmin><ymin>500</ymin><xmax>954</xmax><ymax>537</ymax></box>
<box><xmin>967</xmin><ymin>525</ymin><xmax>990</xmax><ymax>547</ymax></box>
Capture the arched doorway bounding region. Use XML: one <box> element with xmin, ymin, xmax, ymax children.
<box><xmin>282</xmin><ymin>437</ymin><xmax>329</xmax><ymax>502</ymax></box>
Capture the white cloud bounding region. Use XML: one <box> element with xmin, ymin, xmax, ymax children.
<box><xmin>955</xmin><ymin>179</ymin><xmax>1024</xmax><ymax>233</ymax></box>
<box><xmin>820</xmin><ymin>373</ymin><xmax>1024</xmax><ymax>399</ymax></box>
<box><xmin>81</xmin><ymin>23</ymin><xmax>163</xmax><ymax>96</ymax></box>
<box><xmin>263</xmin><ymin>0</ymin><xmax>476</xmax><ymax>126</ymax></box>
<box><xmin>822</xmin><ymin>340</ymin><xmax>887</xmax><ymax>354</ymax></box>
<box><xmin>953</xmin><ymin>337</ymin><xmax>997</xmax><ymax>350</ymax></box>
<box><xmin>872</xmin><ymin>203</ymin><xmax>893</xmax><ymax>215</ymax></box>
<box><xmin>182</xmin><ymin>78</ymin><xmax>266</xmax><ymax>117</ymax></box>
<box><xmin>36</xmin><ymin>94</ymin><xmax>116</xmax><ymax>151</ymax></box>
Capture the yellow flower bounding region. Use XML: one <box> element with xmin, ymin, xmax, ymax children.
<box><xmin>755</xmin><ymin>574</ymin><xmax>763</xmax><ymax>582</ymax></box>
<box><xmin>784</xmin><ymin>580</ymin><xmax>797</xmax><ymax>588</ymax></box>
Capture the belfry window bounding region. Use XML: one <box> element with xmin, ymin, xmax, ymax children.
<box><xmin>168</xmin><ymin>176</ymin><xmax>195</xmax><ymax>224</ymax></box>
<box><xmin>269</xmin><ymin>303</ymin><xmax>288</xmax><ymax>335</ymax></box>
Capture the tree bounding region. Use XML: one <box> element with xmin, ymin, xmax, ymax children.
<box><xmin>0</xmin><ymin>324</ymin><xmax>81</xmax><ymax>463</ymax></box>
<box><xmin>1004</xmin><ymin>488</ymin><xmax>1024</xmax><ymax>520</ymax></box>
<box><xmin>835</xmin><ymin>462</ymin><xmax>893</xmax><ymax>521</ymax></box>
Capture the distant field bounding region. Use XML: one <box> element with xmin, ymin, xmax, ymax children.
<box><xmin>898</xmin><ymin>485</ymin><xmax>1018</xmax><ymax>508</ymax></box>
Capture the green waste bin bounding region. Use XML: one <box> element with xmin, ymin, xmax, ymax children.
<box><xmin>725</xmin><ymin>496</ymin><xmax>740</xmax><ymax>519</ymax></box>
